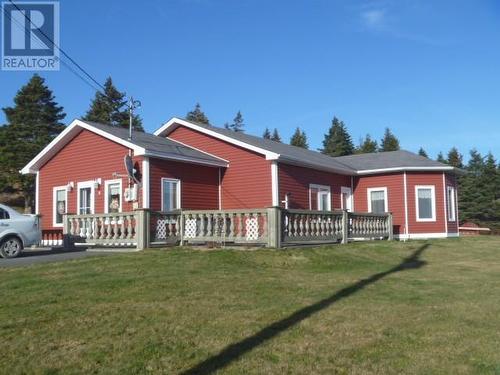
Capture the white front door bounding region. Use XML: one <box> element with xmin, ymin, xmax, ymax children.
<box><xmin>341</xmin><ymin>187</ymin><xmax>353</xmax><ymax>211</ymax></box>
<box><xmin>77</xmin><ymin>181</ymin><xmax>95</xmax><ymax>215</ymax></box>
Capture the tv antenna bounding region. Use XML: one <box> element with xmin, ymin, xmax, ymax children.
<box><xmin>127</xmin><ymin>97</ymin><xmax>141</xmax><ymax>141</ymax></box>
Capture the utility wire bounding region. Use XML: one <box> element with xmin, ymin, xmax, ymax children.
<box><xmin>6</xmin><ymin>0</ymin><xmax>106</xmax><ymax>93</ymax></box>
<box><xmin>2</xmin><ymin>6</ymin><xmax>104</xmax><ymax>93</ymax></box>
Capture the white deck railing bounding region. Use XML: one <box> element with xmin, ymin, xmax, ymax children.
<box><xmin>63</xmin><ymin>208</ymin><xmax>392</xmax><ymax>249</ymax></box>
<box><xmin>64</xmin><ymin>212</ymin><xmax>138</xmax><ymax>247</ymax></box>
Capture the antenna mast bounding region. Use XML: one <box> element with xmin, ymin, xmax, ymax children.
<box><xmin>127</xmin><ymin>97</ymin><xmax>141</xmax><ymax>141</ymax></box>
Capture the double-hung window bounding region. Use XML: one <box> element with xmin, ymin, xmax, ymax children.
<box><xmin>161</xmin><ymin>178</ymin><xmax>181</xmax><ymax>212</ymax></box>
<box><xmin>53</xmin><ymin>186</ymin><xmax>67</xmax><ymax>226</ymax></box>
<box><xmin>447</xmin><ymin>186</ymin><xmax>456</xmax><ymax>221</ymax></box>
<box><xmin>367</xmin><ymin>187</ymin><xmax>388</xmax><ymax>213</ymax></box>
<box><xmin>416</xmin><ymin>185</ymin><xmax>436</xmax><ymax>221</ymax></box>
<box><xmin>309</xmin><ymin>184</ymin><xmax>331</xmax><ymax>211</ymax></box>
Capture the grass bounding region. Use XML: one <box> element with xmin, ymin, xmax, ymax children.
<box><xmin>1</xmin><ymin>237</ymin><xmax>500</xmax><ymax>374</ymax></box>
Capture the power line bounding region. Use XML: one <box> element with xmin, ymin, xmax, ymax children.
<box><xmin>2</xmin><ymin>5</ymin><xmax>103</xmax><ymax>93</ymax></box>
<box><xmin>3</xmin><ymin>1</ymin><xmax>142</xmax><ymax>132</ymax></box>
<box><xmin>6</xmin><ymin>0</ymin><xmax>106</xmax><ymax>92</ymax></box>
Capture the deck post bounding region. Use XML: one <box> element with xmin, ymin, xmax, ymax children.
<box><xmin>135</xmin><ymin>208</ymin><xmax>150</xmax><ymax>250</ymax></box>
<box><xmin>267</xmin><ymin>206</ymin><xmax>282</xmax><ymax>248</ymax></box>
<box><xmin>387</xmin><ymin>213</ymin><xmax>394</xmax><ymax>241</ymax></box>
<box><xmin>179</xmin><ymin>210</ymin><xmax>185</xmax><ymax>246</ymax></box>
<box><xmin>342</xmin><ymin>210</ymin><xmax>349</xmax><ymax>244</ymax></box>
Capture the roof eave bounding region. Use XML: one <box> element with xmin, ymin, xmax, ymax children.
<box><xmin>277</xmin><ymin>156</ymin><xmax>357</xmax><ymax>175</ymax></box>
<box><xmin>356</xmin><ymin>166</ymin><xmax>459</xmax><ymax>175</ymax></box>
<box><xmin>141</xmin><ymin>150</ymin><xmax>229</xmax><ymax>168</ymax></box>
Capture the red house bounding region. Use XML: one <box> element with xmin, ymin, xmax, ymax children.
<box><xmin>22</xmin><ymin>117</ymin><xmax>461</xmax><ymax>245</ymax></box>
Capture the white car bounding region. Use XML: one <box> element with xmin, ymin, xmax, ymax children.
<box><xmin>0</xmin><ymin>204</ymin><xmax>41</xmax><ymax>258</ymax></box>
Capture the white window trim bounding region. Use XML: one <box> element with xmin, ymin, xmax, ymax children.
<box><xmin>161</xmin><ymin>178</ymin><xmax>181</xmax><ymax>212</ymax></box>
<box><xmin>52</xmin><ymin>186</ymin><xmax>68</xmax><ymax>227</ymax></box>
<box><xmin>447</xmin><ymin>186</ymin><xmax>456</xmax><ymax>222</ymax></box>
<box><xmin>367</xmin><ymin>187</ymin><xmax>388</xmax><ymax>213</ymax></box>
<box><xmin>77</xmin><ymin>181</ymin><xmax>95</xmax><ymax>215</ymax></box>
<box><xmin>309</xmin><ymin>184</ymin><xmax>331</xmax><ymax>211</ymax></box>
<box><xmin>104</xmin><ymin>179</ymin><xmax>123</xmax><ymax>214</ymax></box>
<box><xmin>415</xmin><ymin>185</ymin><xmax>436</xmax><ymax>222</ymax></box>
<box><xmin>341</xmin><ymin>186</ymin><xmax>353</xmax><ymax>211</ymax></box>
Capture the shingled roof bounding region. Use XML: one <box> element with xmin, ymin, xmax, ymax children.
<box><xmin>82</xmin><ymin>121</ymin><xmax>227</xmax><ymax>165</ymax></box>
<box><xmin>155</xmin><ymin>117</ymin><xmax>458</xmax><ymax>175</ymax></box>
<box><xmin>335</xmin><ymin>150</ymin><xmax>456</xmax><ymax>174</ymax></box>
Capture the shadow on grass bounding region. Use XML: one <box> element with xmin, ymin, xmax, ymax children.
<box><xmin>182</xmin><ymin>243</ymin><xmax>430</xmax><ymax>375</ymax></box>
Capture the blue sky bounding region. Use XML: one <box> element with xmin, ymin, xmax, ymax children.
<box><xmin>1</xmin><ymin>0</ymin><xmax>499</xmax><ymax>160</ymax></box>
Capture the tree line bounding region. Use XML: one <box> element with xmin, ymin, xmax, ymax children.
<box><xmin>0</xmin><ymin>75</ymin><xmax>498</xmax><ymax>229</ymax></box>
<box><xmin>187</xmin><ymin>106</ymin><xmax>402</xmax><ymax>155</ymax></box>
<box><xmin>0</xmin><ymin>75</ymin><xmax>142</xmax><ymax>211</ymax></box>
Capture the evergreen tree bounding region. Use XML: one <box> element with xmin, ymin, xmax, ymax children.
<box><xmin>262</xmin><ymin>127</ymin><xmax>271</xmax><ymax>139</ymax></box>
<box><xmin>0</xmin><ymin>74</ymin><xmax>66</xmax><ymax>211</ymax></box>
<box><xmin>418</xmin><ymin>147</ymin><xmax>428</xmax><ymax>158</ymax></box>
<box><xmin>186</xmin><ymin>103</ymin><xmax>210</xmax><ymax>125</ymax></box>
<box><xmin>379</xmin><ymin>128</ymin><xmax>400</xmax><ymax>152</ymax></box>
<box><xmin>225</xmin><ymin>111</ymin><xmax>244</xmax><ymax>132</ymax></box>
<box><xmin>480</xmin><ymin>152</ymin><xmax>500</xmax><ymax>221</ymax></box>
<box><xmin>459</xmin><ymin>149</ymin><xmax>485</xmax><ymax>222</ymax></box>
<box><xmin>447</xmin><ymin>147</ymin><xmax>464</xmax><ymax>168</ymax></box>
<box><xmin>436</xmin><ymin>152</ymin><xmax>446</xmax><ymax>163</ymax></box>
<box><xmin>271</xmin><ymin>128</ymin><xmax>281</xmax><ymax>142</ymax></box>
<box><xmin>83</xmin><ymin>77</ymin><xmax>143</xmax><ymax>131</ymax></box>
<box><xmin>289</xmin><ymin>127</ymin><xmax>308</xmax><ymax>149</ymax></box>
<box><xmin>356</xmin><ymin>134</ymin><xmax>378</xmax><ymax>154</ymax></box>
<box><xmin>321</xmin><ymin>117</ymin><xmax>354</xmax><ymax>156</ymax></box>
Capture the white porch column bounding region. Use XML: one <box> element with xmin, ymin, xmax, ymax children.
<box><xmin>271</xmin><ymin>161</ymin><xmax>279</xmax><ymax>206</ymax></box>
<box><xmin>142</xmin><ymin>157</ymin><xmax>150</xmax><ymax>209</ymax></box>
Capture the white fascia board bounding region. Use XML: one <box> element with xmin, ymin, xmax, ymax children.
<box><xmin>356</xmin><ymin>166</ymin><xmax>456</xmax><ymax>175</ymax></box>
<box><xmin>154</xmin><ymin>117</ymin><xmax>280</xmax><ymax>160</ymax></box>
<box><xmin>142</xmin><ymin>150</ymin><xmax>228</xmax><ymax>168</ymax></box>
<box><xmin>20</xmin><ymin>119</ymin><xmax>145</xmax><ymax>174</ymax></box>
<box><xmin>21</xmin><ymin>119</ymin><xmax>81</xmax><ymax>174</ymax></box>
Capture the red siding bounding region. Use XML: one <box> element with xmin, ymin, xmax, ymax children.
<box><xmin>354</xmin><ymin>172</ymin><xmax>456</xmax><ymax>236</ymax></box>
<box><xmin>149</xmin><ymin>158</ymin><xmax>219</xmax><ymax>210</ymax></box>
<box><xmin>278</xmin><ymin>163</ymin><xmax>352</xmax><ymax>209</ymax></box>
<box><xmin>39</xmin><ymin>129</ymin><xmax>142</xmax><ymax>231</ymax></box>
<box><xmin>167</xmin><ymin>126</ymin><xmax>272</xmax><ymax>209</ymax></box>
<box><xmin>353</xmin><ymin>173</ymin><xmax>405</xmax><ymax>235</ymax></box>
<box><xmin>406</xmin><ymin>172</ymin><xmax>446</xmax><ymax>234</ymax></box>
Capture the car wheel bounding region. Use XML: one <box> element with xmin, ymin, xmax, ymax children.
<box><xmin>0</xmin><ymin>237</ymin><xmax>23</xmax><ymax>259</ymax></box>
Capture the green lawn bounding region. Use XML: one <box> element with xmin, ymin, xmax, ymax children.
<box><xmin>1</xmin><ymin>237</ymin><xmax>500</xmax><ymax>374</ymax></box>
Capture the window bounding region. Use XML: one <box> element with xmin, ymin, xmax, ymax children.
<box><xmin>161</xmin><ymin>178</ymin><xmax>180</xmax><ymax>211</ymax></box>
<box><xmin>105</xmin><ymin>179</ymin><xmax>122</xmax><ymax>213</ymax></box>
<box><xmin>341</xmin><ymin>186</ymin><xmax>353</xmax><ymax>211</ymax></box>
<box><xmin>447</xmin><ymin>186</ymin><xmax>456</xmax><ymax>221</ymax></box>
<box><xmin>367</xmin><ymin>187</ymin><xmax>388</xmax><ymax>213</ymax></box>
<box><xmin>0</xmin><ymin>207</ymin><xmax>9</xmax><ymax>220</ymax></box>
<box><xmin>53</xmin><ymin>186</ymin><xmax>67</xmax><ymax>226</ymax></box>
<box><xmin>416</xmin><ymin>185</ymin><xmax>436</xmax><ymax>221</ymax></box>
<box><xmin>77</xmin><ymin>181</ymin><xmax>95</xmax><ymax>215</ymax></box>
<box><xmin>309</xmin><ymin>184</ymin><xmax>331</xmax><ymax>211</ymax></box>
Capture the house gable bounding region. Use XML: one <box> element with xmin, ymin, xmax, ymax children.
<box><xmin>167</xmin><ymin>125</ymin><xmax>273</xmax><ymax>209</ymax></box>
